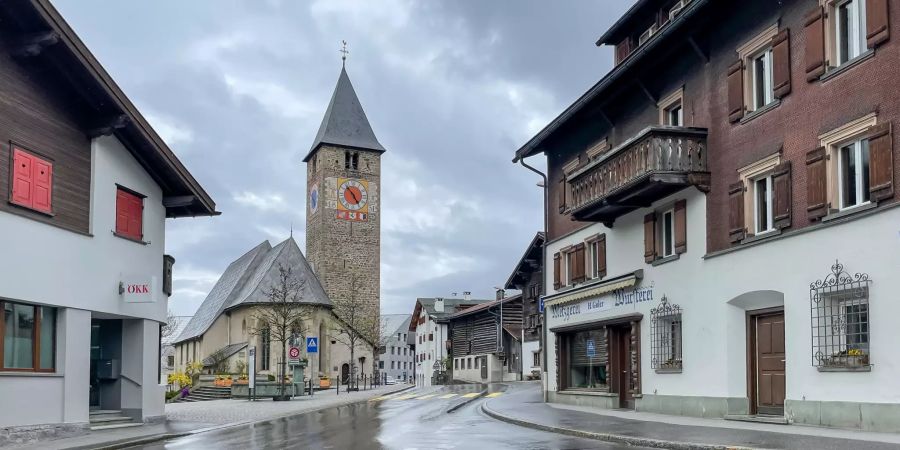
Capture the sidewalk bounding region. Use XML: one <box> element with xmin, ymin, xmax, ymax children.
<box><xmin>9</xmin><ymin>383</ymin><xmax>413</xmax><ymax>450</ymax></box>
<box><xmin>482</xmin><ymin>382</ymin><xmax>900</xmax><ymax>450</ymax></box>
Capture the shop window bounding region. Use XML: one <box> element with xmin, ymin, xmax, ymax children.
<box><xmin>115</xmin><ymin>186</ymin><xmax>144</xmax><ymax>241</ymax></box>
<box><xmin>1</xmin><ymin>301</ymin><xmax>56</xmax><ymax>372</ymax></box>
<box><xmin>811</xmin><ymin>260</ymin><xmax>871</xmax><ymax>370</ymax></box>
<box><xmin>650</xmin><ymin>296</ymin><xmax>683</xmax><ymax>371</ymax></box>
<box><xmin>563</xmin><ymin>329</ymin><xmax>607</xmax><ymax>390</ymax></box>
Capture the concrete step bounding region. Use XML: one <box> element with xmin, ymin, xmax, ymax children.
<box><xmin>89</xmin><ymin>416</ymin><xmax>133</xmax><ymax>424</ymax></box>
<box><xmin>89</xmin><ymin>410</ymin><xmax>123</xmax><ymax>416</ymax></box>
<box><xmin>90</xmin><ymin>422</ymin><xmax>143</xmax><ymax>431</ymax></box>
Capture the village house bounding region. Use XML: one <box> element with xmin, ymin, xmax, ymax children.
<box><xmin>503</xmin><ymin>232</ymin><xmax>545</xmax><ymax>378</ymax></box>
<box><xmin>444</xmin><ymin>293</ymin><xmax>525</xmax><ymax>384</ymax></box>
<box><xmin>0</xmin><ymin>0</ymin><xmax>218</xmax><ymax>442</ymax></box>
<box><xmin>379</xmin><ymin>314</ymin><xmax>413</xmax><ymax>382</ymax></box>
<box><xmin>409</xmin><ymin>295</ymin><xmax>489</xmax><ymax>386</ymax></box>
<box><xmin>514</xmin><ymin>0</ymin><xmax>900</xmax><ymax>432</ymax></box>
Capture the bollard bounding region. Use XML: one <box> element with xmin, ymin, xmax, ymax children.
<box><xmin>336</xmin><ymin>379</ymin><xmax>340</xmax><ymax>395</ymax></box>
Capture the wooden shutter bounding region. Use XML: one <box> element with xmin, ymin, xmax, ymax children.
<box><xmin>11</xmin><ymin>148</ymin><xmax>34</xmax><ymax>208</ymax></box>
<box><xmin>558</xmin><ymin>178</ymin><xmax>567</xmax><ymax>213</ymax></box>
<box><xmin>31</xmin><ymin>157</ymin><xmax>53</xmax><ymax>214</ymax></box>
<box><xmin>573</xmin><ymin>243</ymin><xmax>586</xmax><ymax>283</ymax></box>
<box><xmin>866</xmin><ymin>0</ymin><xmax>890</xmax><ymax>48</ymax></box>
<box><xmin>596</xmin><ymin>235</ymin><xmax>607</xmax><ymax>279</ymax></box>
<box><xmin>553</xmin><ymin>253</ymin><xmax>561</xmax><ymax>289</ymax></box>
<box><xmin>806</xmin><ymin>147</ymin><xmax>829</xmax><ymax>220</ymax></box>
<box><xmin>643</xmin><ymin>213</ymin><xmax>657</xmax><ymax>263</ymax></box>
<box><xmin>615</xmin><ymin>39</ymin><xmax>632</xmax><ymax>65</ymax></box>
<box><xmin>804</xmin><ymin>7</ymin><xmax>827</xmax><ymax>82</ymax></box>
<box><xmin>772</xmin><ymin>161</ymin><xmax>792</xmax><ymax>229</ymax></box>
<box><xmin>866</xmin><ymin>122</ymin><xmax>894</xmax><ymax>201</ymax></box>
<box><xmin>772</xmin><ymin>29</ymin><xmax>791</xmax><ymax>98</ymax></box>
<box><xmin>728</xmin><ymin>181</ymin><xmax>746</xmax><ymax>243</ymax></box>
<box><xmin>116</xmin><ymin>189</ymin><xmax>144</xmax><ymax>240</ymax></box>
<box><xmin>674</xmin><ymin>199</ymin><xmax>687</xmax><ymax>254</ymax></box>
<box><xmin>727</xmin><ymin>60</ymin><xmax>744</xmax><ymax>123</ymax></box>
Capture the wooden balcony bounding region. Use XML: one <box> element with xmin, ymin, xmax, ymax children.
<box><xmin>566</xmin><ymin>126</ymin><xmax>709</xmax><ymax>224</ymax></box>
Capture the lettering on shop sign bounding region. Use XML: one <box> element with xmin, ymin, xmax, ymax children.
<box><xmin>549</xmin><ymin>285</ymin><xmax>654</xmax><ymax>322</ymax></box>
<box><xmin>121</xmin><ymin>276</ymin><xmax>158</xmax><ymax>303</ymax></box>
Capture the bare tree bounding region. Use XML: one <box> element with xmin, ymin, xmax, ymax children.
<box><xmin>247</xmin><ymin>264</ymin><xmax>312</xmax><ymax>399</ymax></box>
<box><xmin>161</xmin><ymin>310</ymin><xmax>180</xmax><ymax>340</ymax></box>
<box><xmin>330</xmin><ymin>275</ymin><xmax>379</xmax><ymax>387</ymax></box>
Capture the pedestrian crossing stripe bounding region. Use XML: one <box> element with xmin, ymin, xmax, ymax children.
<box><xmin>461</xmin><ymin>392</ymin><xmax>481</xmax><ymax>398</ymax></box>
<box><xmin>416</xmin><ymin>394</ymin><xmax>436</xmax><ymax>400</ymax></box>
<box><xmin>438</xmin><ymin>394</ymin><xmax>458</xmax><ymax>399</ymax></box>
<box><xmin>485</xmin><ymin>392</ymin><xmax>503</xmax><ymax>398</ymax></box>
<box><xmin>393</xmin><ymin>394</ymin><xmax>418</xmax><ymax>400</ymax></box>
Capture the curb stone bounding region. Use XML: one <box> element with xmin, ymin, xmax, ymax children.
<box><xmin>67</xmin><ymin>384</ymin><xmax>416</xmax><ymax>450</ymax></box>
<box><xmin>446</xmin><ymin>387</ymin><xmax>489</xmax><ymax>414</ymax></box>
<box><xmin>480</xmin><ymin>399</ymin><xmax>767</xmax><ymax>450</ymax></box>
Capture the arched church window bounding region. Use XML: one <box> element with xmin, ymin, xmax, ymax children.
<box><xmin>351</xmin><ymin>152</ymin><xmax>359</xmax><ymax>170</ymax></box>
<box><xmin>344</xmin><ymin>151</ymin><xmax>351</xmax><ymax>169</ymax></box>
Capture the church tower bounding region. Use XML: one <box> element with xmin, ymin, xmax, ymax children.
<box><xmin>304</xmin><ymin>64</ymin><xmax>383</xmax><ymax>322</ymax></box>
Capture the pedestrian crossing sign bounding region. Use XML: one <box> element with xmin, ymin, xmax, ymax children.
<box><xmin>307</xmin><ymin>337</ymin><xmax>318</xmax><ymax>353</ymax></box>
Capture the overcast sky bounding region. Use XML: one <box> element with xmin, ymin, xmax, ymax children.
<box><xmin>54</xmin><ymin>0</ymin><xmax>629</xmax><ymax>317</ymax></box>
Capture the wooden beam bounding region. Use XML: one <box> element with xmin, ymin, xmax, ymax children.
<box><xmin>12</xmin><ymin>31</ymin><xmax>59</xmax><ymax>58</ymax></box>
<box><xmin>163</xmin><ymin>195</ymin><xmax>197</xmax><ymax>208</ymax></box>
<box><xmin>636</xmin><ymin>79</ymin><xmax>656</xmax><ymax>104</ymax></box>
<box><xmin>688</xmin><ymin>36</ymin><xmax>708</xmax><ymax>63</ymax></box>
<box><xmin>87</xmin><ymin>114</ymin><xmax>130</xmax><ymax>138</ymax></box>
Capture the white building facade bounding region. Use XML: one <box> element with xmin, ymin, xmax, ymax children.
<box><xmin>0</xmin><ymin>1</ymin><xmax>217</xmax><ymax>443</ymax></box>
<box><xmin>410</xmin><ymin>297</ymin><xmax>488</xmax><ymax>387</ymax></box>
<box><xmin>380</xmin><ymin>314</ymin><xmax>413</xmax><ymax>382</ymax></box>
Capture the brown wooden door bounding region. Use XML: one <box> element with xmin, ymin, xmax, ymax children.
<box><xmin>756</xmin><ymin>313</ymin><xmax>786</xmax><ymax>415</ymax></box>
<box><xmin>611</xmin><ymin>325</ymin><xmax>635</xmax><ymax>409</ymax></box>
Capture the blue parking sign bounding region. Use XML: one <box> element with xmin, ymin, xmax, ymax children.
<box><xmin>586</xmin><ymin>339</ymin><xmax>596</xmax><ymax>358</ymax></box>
<box><xmin>539</xmin><ymin>296</ymin><xmax>545</xmax><ymax>314</ymax></box>
<box><xmin>306</xmin><ymin>337</ymin><xmax>318</xmax><ymax>353</ymax></box>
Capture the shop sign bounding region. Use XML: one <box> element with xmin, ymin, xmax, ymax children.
<box><xmin>120</xmin><ymin>276</ymin><xmax>158</xmax><ymax>303</ymax></box>
<box><xmin>549</xmin><ymin>285</ymin><xmax>654</xmax><ymax>322</ymax></box>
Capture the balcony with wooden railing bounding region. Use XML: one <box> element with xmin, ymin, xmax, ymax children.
<box><xmin>565</xmin><ymin>126</ymin><xmax>709</xmax><ymax>224</ymax></box>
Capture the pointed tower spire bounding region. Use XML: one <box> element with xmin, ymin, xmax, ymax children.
<box><xmin>303</xmin><ymin>64</ymin><xmax>386</xmax><ymax>162</ymax></box>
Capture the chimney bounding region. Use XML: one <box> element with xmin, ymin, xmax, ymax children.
<box><xmin>463</xmin><ymin>291</ymin><xmax>471</xmax><ymax>301</ymax></box>
<box><xmin>496</xmin><ymin>289</ymin><xmax>505</xmax><ymax>301</ymax></box>
<box><xmin>434</xmin><ymin>298</ymin><xmax>445</xmax><ymax>312</ymax></box>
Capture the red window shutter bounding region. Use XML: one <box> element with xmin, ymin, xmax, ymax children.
<box><xmin>11</xmin><ymin>149</ymin><xmax>34</xmax><ymax>208</ymax></box>
<box><xmin>643</xmin><ymin>213</ymin><xmax>657</xmax><ymax>263</ymax></box>
<box><xmin>596</xmin><ymin>235</ymin><xmax>607</xmax><ymax>279</ymax></box>
<box><xmin>804</xmin><ymin>7</ymin><xmax>827</xmax><ymax>82</ymax></box>
<box><xmin>553</xmin><ymin>252</ymin><xmax>561</xmax><ymax>289</ymax></box>
<box><xmin>805</xmin><ymin>147</ymin><xmax>829</xmax><ymax>220</ymax></box>
<box><xmin>772</xmin><ymin>161</ymin><xmax>793</xmax><ymax>229</ymax></box>
<box><xmin>130</xmin><ymin>194</ymin><xmax>143</xmax><ymax>239</ymax></box>
<box><xmin>771</xmin><ymin>29</ymin><xmax>791</xmax><ymax>98</ymax></box>
<box><xmin>866</xmin><ymin>122</ymin><xmax>894</xmax><ymax>201</ymax></box>
<box><xmin>728</xmin><ymin>181</ymin><xmax>746</xmax><ymax>243</ymax></box>
<box><xmin>31</xmin><ymin>158</ymin><xmax>53</xmax><ymax>213</ymax></box>
<box><xmin>615</xmin><ymin>39</ymin><xmax>632</xmax><ymax>65</ymax></box>
<box><xmin>866</xmin><ymin>0</ymin><xmax>890</xmax><ymax>48</ymax></box>
<box><xmin>116</xmin><ymin>190</ymin><xmax>130</xmax><ymax>235</ymax></box>
<box><xmin>727</xmin><ymin>60</ymin><xmax>744</xmax><ymax>123</ymax></box>
<box><xmin>573</xmin><ymin>243</ymin><xmax>586</xmax><ymax>283</ymax></box>
<box><xmin>116</xmin><ymin>188</ymin><xmax>144</xmax><ymax>240</ymax></box>
<box><xmin>674</xmin><ymin>199</ymin><xmax>687</xmax><ymax>254</ymax></box>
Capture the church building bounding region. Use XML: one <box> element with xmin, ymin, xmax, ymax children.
<box><xmin>174</xmin><ymin>63</ymin><xmax>385</xmax><ymax>383</ymax></box>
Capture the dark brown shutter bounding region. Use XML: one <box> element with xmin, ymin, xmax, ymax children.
<box><xmin>772</xmin><ymin>161</ymin><xmax>793</xmax><ymax>229</ymax></box>
<box><xmin>804</xmin><ymin>7</ymin><xmax>827</xmax><ymax>82</ymax></box>
<box><xmin>728</xmin><ymin>181</ymin><xmax>746</xmax><ymax>243</ymax></box>
<box><xmin>727</xmin><ymin>60</ymin><xmax>744</xmax><ymax>123</ymax></box>
<box><xmin>553</xmin><ymin>252</ymin><xmax>561</xmax><ymax>289</ymax></box>
<box><xmin>674</xmin><ymin>199</ymin><xmax>687</xmax><ymax>254</ymax></box>
<box><xmin>643</xmin><ymin>213</ymin><xmax>657</xmax><ymax>263</ymax></box>
<box><xmin>615</xmin><ymin>39</ymin><xmax>632</xmax><ymax>65</ymax></box>
<box><xmin>806</xmin><ymin>147</ymin><xmax>829</xmax><ymax>220</ymax></box>
<box><xmin>866</xmin><ymin>122</ymin><xmax>894</xmax><ymax>201</ymax></box>
<box><xmin>772</xmin><ymin>29</ymin><xmax>791</xmax><ymax>98</ymax></box>
<box><xmin>573</xmin><ymin>243</ymin><xmax>586</xmax><ymax>283</ymax></box>
<box><xmin>558</xmin><ymin>179</ymin><xmax>567</xmax><ymax>213</ymax></box>
<box><xmin>866</xmin><ymin>0</ymin><xmax>890</xmax><ymax>48</ymax></box>
<box><xmin>597</xmin><ymin>234</ymin><xmax>607</xmax><ymax>279</ymax></box>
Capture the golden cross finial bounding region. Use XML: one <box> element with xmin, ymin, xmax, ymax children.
<box><xmin>340</xmin><ymin>40</ymin><xmax>349</xmax><ymax>67</ymax></box>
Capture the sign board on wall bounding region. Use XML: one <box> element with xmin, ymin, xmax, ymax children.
<box><xmin>120</xmin><ymin>276</ymin><xmax>158</xmax><ymax>303</ymax></box>
<box><xmin>549</xmin><ymin>285</ymin><xmax>654</xmax><ymax>323</ymax></box>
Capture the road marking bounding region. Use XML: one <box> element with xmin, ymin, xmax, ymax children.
<box><xmin>485</xmin><ymin>392</ymin><xmax>503</xmax><ymax>398</ymax></box>
<box><xmin>438</xmin><ymin>393</ymin><xmax>458</xmax><ymax>399</ymax></box>
<box><xmin>461</xmin><ymin>392</ymin><xmax>481</xmax><ymax>398</ymax></box>
<box><xmin>416</xmin><ymin>394</ymin><xmax>436</xmax><ymax>400</ymax></box>
<box><xmin>393</xmin><ymin>394</ymin><xmax>418</xmax><ymax>400</ymax></box>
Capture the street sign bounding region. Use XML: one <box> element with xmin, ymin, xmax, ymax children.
<box><xmin>248</xmin><ymin>347</ymin><xmax>256</xmax><ymax>388</ymax></box>
<box><xmin>288</xmin><ymin>346</ymin><xmax>300</xmax><ymax>365</ymax></box>
<box><xmin>586</xmin><ymin>339</ymin><xmax>596</xmax><ymax>358</ymax></box>
<box><xmin>539</xmin><ymin>296</ymin><xmax>545</xmax><ymax>314</ymax></box>
<box><xmin>306</xmin><ymin>337</ymin><xmax>319</xmax><ymax>353</ymax></box>
<box><xmin>432</xmin><ymin>360</ymin><xmax>441</xmax><ymax>370</ymax></box>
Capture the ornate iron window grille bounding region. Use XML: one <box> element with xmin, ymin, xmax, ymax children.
<box><xmin>810</xmin><ymin>260</ymin><xmax>871</xmax><ymax>368</ymax></box>
<box><xmin>650</xmin><ymin>295</ymin><xmax>682</xmax><ymax>370</ymax></box>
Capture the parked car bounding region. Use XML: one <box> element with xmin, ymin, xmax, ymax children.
<box><xmin>385</xmin><ymin>376</ymin><xmax>397</xmax><ymax>385</ymax></box>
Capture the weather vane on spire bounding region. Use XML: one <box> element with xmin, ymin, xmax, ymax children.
<box><xmin>340</xmin><ymin>40</ymin><xmax>349</xmax><ymax>67</ymax></box>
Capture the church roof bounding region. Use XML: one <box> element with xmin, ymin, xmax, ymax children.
<box><xmin>175</xmin><ymin>237</ymin><xmax>331</xmax><ymax>344</ymax></box>
<box><xmin>303</xmin><ymin>67</ymin><xmax>385</xmax><ymax>162</ymax></box>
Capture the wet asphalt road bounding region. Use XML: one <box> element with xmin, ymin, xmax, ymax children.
<box><xmin>133</xmin><ymin>384</ymin><xmax>643</xmax><ymax>450</ymax></box>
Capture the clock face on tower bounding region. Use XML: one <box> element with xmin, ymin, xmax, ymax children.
<box><xmin>337</xmin><ymin>178</ymin><xmax>368</xmax><ymax>211</ymax></box>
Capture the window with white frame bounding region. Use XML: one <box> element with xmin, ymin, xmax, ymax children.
<box><xmin>659</xmin><ymin>209</ymin><xmax>675</xmax><ymax>257</ymax></box>
<box><xmin>565</xmin><ymin>250</ymin><xmax>575</xmax><ymax>286</ymax></box>
<box><xmin>810</xmin><ymin>260</ymin><xmax>871</xmax><ymax>369</ymax></box>
<box><xmin>588</xmin><ymin>239</ymin><xmax>601</xmax><ymax>279</ymax></box>
<box><xmin>838</xmin><ymin>139</ymin><xmax>871</xmax><ymax>209</ymax></box>
<box><xmin>651</xmin><ymin>296</ymin><xmax>682</xmax><ymax>371</ymax></box>
<box><xmin>750</xmin><ymin>47</ymin><xmax>774</xmax><ymax>111</ymax></box>
<box><xmin>658</xmin><ymin>87</ymin><xmax>684</xmax><ymax>127</ymax></box>
<box><xmin>835</xmin><ymin>0</ymin><xmax>866</xmax><ymax>66</ymax></box>
<box><xmin>753</xmin><ymin>174</ymin><xmax>774</xmax><ymax>234</ymax></box>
